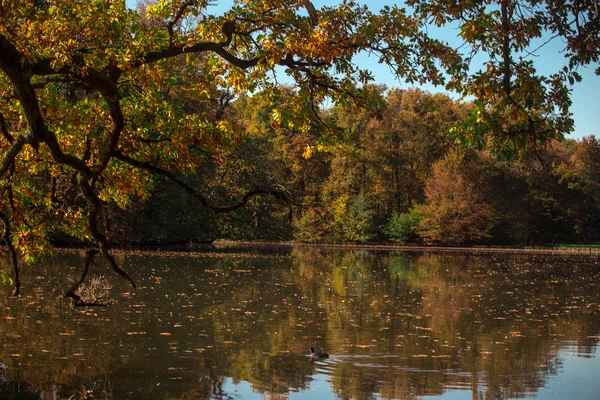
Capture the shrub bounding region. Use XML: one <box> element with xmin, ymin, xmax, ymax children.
<box><xmin>384</xmin><ymin>211</ymin><xmax>421</xmax><ymax>243</ymax></box>
<box><xmin>332</xmin><ymin>194</ymin><xmax>375</xmax><ymax>243</ymax></box>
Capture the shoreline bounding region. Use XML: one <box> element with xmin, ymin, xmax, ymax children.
<box><xmin>213</xmin><ymin>240</ymin><xmax>600</xmax><ymax>255</ymax></box>
<box><xmin>52</xmin><ymin>240</ymin><xmax>600</xmax><ymax>256</ymax></box>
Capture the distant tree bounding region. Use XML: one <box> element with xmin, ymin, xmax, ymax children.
<box><xmin>565</xmin><ymin>136</ymin><xmax>600</xmax><ymax>204</ymax></box>
<box><xmin>417</xmin><ymin>151</ymin><xmax>494</xmax><ymax>244</ymax></box>
<box><xmin>332</xmin><ymin>193</ymin><xmax>375</xmax><ymax>243</ymax></box>
<box><xmin>293</xmin><ymin>206</ymin><xmax>332</xmax><ymax>243</ymax></box>
<box><xmin>375</xmin><ymin>89</ymin><xmax>467</xmax><ymax>211</ymax></box>
<box><xmin>301</xmin><ymin>88</ymin><xmax>465</xmax><ymax>243</ymax></box>
<box><xmin>554</xmin><ymin>136</ymin><xmax>600</xmax><ymax>240</ymax></box>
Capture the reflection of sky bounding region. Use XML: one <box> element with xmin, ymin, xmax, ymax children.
<box><xmin>124</xmin><ymin>0</ymin><xmax>599</xmax><ymax>140</ymax></box>
<box><xmin>535</xmin><ymin>346</ymin><xmax>600</xmax><ymax>400</ymax></box>
<box><xmin>222</xmin><ymin>373</ymin><xmax>337</xmax><ymax>399</ymax></box>
<box><xmin>222</xmin><ymin>346</ymin><xmax>600</xmax><ymax>399</ymax></box>
<box><xmin>423</xmin><ymin>391</ymin><xmax>472</xmax><ymax>400</ymax></box>
<box><xmin>430</xmin><ymin>346</ymin><xmax>600</xmax><ymax>399</ymax></box>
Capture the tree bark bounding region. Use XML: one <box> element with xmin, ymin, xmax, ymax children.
<box><xmin>501</xmin><ymin>0</ymin><xmax>512</xmax><ymax>99</ymax></box>
<box><xmin>0</xmin><ymin>211</ymin><xmax>19</xmax><ymax>296</ymax></box>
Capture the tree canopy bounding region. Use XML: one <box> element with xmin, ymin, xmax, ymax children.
<box><xmin>0</xmin><ymin>0</ymin><xmax>598</xmax><ymax>298</ymax></box>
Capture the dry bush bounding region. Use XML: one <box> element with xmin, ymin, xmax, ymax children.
<box><xmin>74</xmin><ymin>276</ymin><xmax>113</xmax><ymax>305</ymax></box>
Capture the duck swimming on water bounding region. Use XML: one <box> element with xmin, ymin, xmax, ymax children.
<box><xmin>309</xmin><ymin>347</ymin><xmax>329</xmax><ymax>360</ymax></box>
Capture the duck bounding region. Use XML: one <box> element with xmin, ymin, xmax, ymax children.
<box><xmin>309</xmin><ymin>347</ymin><xmax>329</xmax><ymax>360</ymax></box>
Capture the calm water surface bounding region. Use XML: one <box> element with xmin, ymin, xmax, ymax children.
<box><xmin>0</xmin><ymin>247</ymin><xmax>599</xmax><ymax>399</ymax></box>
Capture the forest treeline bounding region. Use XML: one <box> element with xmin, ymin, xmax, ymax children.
<box><xmin>104</xmin><ymin>87</ymin><xmax>600</xmax><ymax>247</ymax></box>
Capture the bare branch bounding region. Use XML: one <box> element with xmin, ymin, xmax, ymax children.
<box><xmin>112</xmin><ymin>150</ymin><xmax>301</xmax><ymax>212</ymax></box>
<box><xmin>522</xmin><ymin>34</ymin><xmax>561</xmax><ymax>59</ymax></box>
<box><xmin>167</xmin><ymin>0</ymin><xmax>196</xmax><ymax>46</ymax></box>
<box><xmin>301</xmin><ymin>0</ymin><xmax>319</xmax><ymax>27</ymax></box>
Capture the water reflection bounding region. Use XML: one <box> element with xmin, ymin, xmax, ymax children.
<box><xmin>0</xmin><ymin>248</ymin><xmax>599</xmax><ymax>399</ymax></box>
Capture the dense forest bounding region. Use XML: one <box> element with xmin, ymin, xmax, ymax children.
<box><xmin>108</xmin><ymin>86</ymin><xmax>600</xmax><ymax>247</ymax></box>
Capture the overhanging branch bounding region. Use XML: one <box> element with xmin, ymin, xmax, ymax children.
<box><xmin>0</xmin><ymin>34</ymin><xmax>93</xmax><ymax>179</ymax></box>
<box><xmin>112</xmin><ymin>150</ymin><xmax>300</xmax><ymax>212</ymax></box>
<box><xmin>78</xmin><ymin>176</ymin><xmax>136</xmax><ymax>288</ymax></box>
<box><xmin>134</xmin><ymin>40</ymin><xmax>260</xmax><ymax>70</ymax></box>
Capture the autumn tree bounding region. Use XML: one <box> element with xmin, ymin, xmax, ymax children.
<box><xmin>375</xmin><ymin>88</ymin><xmax>467</xmax><ymax>211</ymax></box>
<box><xmin>564</xmin><ymin>136</ymin><xmax>600</xmax><ymax>238</ymax></box>
<box><xmin>516</xmin><ymin>139</ymin><xmax>600</xmax><ymax>244</ymax></box>
<box><xmin>559</xmin><ymin>136</ymin><xmax>600</xmax><ymax>205</ymax></box>
<box><xmin>417</xmin><ymin>150</ymin><xmax>494</xmax><ymax>244</ymax></box>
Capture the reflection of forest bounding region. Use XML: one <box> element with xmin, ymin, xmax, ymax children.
<box><xmin>0</xmin><ymin>248</ymin><xmax>598</xmax><ymax>399</ymax></box>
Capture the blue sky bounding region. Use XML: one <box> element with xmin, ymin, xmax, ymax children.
<box><xmin>126</xmin><ymin>0</ymin><xmax>599</xmax><ymax>139</ymax></box>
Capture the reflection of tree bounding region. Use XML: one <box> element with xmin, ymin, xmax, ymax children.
<box><xmin>0</xmin><ymin>254</ymin><xmax>121</xmax><ymax>385</ymax></box>
<box><xmin>290</xmin><ymin>249</ymin><xmax>600</xmax><ymax>400</ymax></box>
<box><xmin>0</xmin><ymin>249</ymin><xmax>598</xmax><ymax>399</ymax></box>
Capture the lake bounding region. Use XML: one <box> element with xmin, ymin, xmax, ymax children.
<box><xmin>0</xmin><ymin>246</ymin><xmax>599</xmax><ymax>399</ymax></box>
